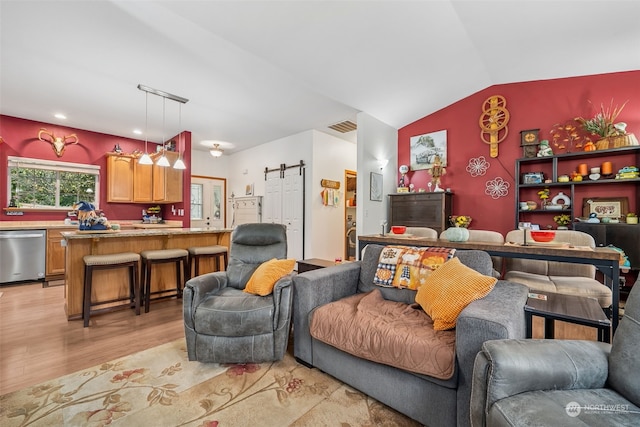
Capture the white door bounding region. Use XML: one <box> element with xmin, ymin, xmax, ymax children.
<box><xmin>263</xmin><ymin>168</ymin><xmax>304</xmax><ymax>261</ymax></box>
<box><xmin>191</xmin><ymin>177</ymin><xmax>225</xmax><ymax>229</ymax></box>
<box><xmin>282</xmin><ymin>168</ymin><xmax>304</xmax><ymax>260</ymax></box>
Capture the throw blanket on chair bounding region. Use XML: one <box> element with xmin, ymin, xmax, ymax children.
<box><xmin>310</xmin><ymin>289</ymin><xmax>456</xmax><ymax>379</ymax></box>
<box><xmin>374</xmin><ymin>245</ymin><xmax>456</xmax><ymax>290</ymax></box>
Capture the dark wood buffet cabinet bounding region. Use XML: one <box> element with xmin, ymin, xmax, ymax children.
<box><xmin>388</xmin><ymin>192</ymin><xmax>453</xmax><ymax>235</ymax></box>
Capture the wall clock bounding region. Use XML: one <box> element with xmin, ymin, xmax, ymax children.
<box><xmin>520</xmin><ymin>129</ymin><xmax>540</xmax><ymax>158</ymax></box>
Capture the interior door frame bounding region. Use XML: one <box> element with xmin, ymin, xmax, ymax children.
<box><xmin>190</xmin><ymin>175</ymin><xmax>227</xmax><ymax>229</ymax></box>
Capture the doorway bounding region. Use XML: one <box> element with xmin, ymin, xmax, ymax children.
<box><xmin>345</xmin><ymin>170</ymin><xmax>357</xmax><ymax>261</ymax></box>
<box><xmin>190</xmin><ymin>176</ymin><xmax>226</xmax><ymax>229</ymax></box>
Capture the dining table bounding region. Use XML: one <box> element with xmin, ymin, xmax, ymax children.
<box><xmin>357</xmin><ymin>234</ymin><xmax>623</xmax><ymax>334</ymax></box>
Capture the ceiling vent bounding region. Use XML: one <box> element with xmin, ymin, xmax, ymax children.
<box><xmin>328</xmin><ymin>120</ymin><xmax>357</xmax><ymax>133</ymax></box>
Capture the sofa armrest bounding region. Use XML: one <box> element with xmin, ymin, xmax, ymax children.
<box><xmin>470</xmin><ymin>339</ymin><xmax>611</xmax><ymax>427</ymax></box>
<box><xmin>455</xmin><ymin>280</ymin><xmax>529</xmax><ymax>427</ymax></box>
<box><xmin>183</xmin><ymin>272</ymin><xmax>228</xmax><ymax>329</ymax></box>
<box><xmin>272</xmin><ymin>274</ymin><xmax>294</xmax><ymax>331</ymax></box>
<box><xmin>292</xmin><ymin>262</ymin><xmax>361</xmax><ymax>364</ymax></box>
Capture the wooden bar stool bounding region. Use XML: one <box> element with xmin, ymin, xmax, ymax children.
<box><xmin>187</xmin><ymin>245</ymin><xmax>228</xmax><ymax>276</ymax></box>
<box><xmin>140</xmin><ymin>249</ymin><xmax>189</xmax><ymax>313</ymax></box>
<box><xmin>83</xmin><ymin>252</ymin><xmax>141</xmax><ymax>327</ymax></box>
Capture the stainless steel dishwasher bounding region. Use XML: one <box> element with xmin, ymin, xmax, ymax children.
<box><xmin>0</xmin><ymin>229</ymin><xmax>46</xmax><ymax>284</ymax></box>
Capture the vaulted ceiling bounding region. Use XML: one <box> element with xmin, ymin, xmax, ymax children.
<box><xmin>2</xmin><ymin>1</ymin><xmax>639</xmax><ymax>154</ymax></box>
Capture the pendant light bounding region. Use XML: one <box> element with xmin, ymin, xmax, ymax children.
<box><xmin>156</xmin><ymin>97</ymin><xmax>170</xmax><ymax>167</ymax></box>
<box><xmin>138</xmin><ymin>91</ymin><xmax>153</xmax><ymax>165</ymax></box>
<box><xmin>173</xmin><ymin>103</ymin><xmax>186</xmax><ymax>169</ymax></box>
<box><xmin>137</xmin><ymin>84</ymin><xmax>188</xmax><ymax>167</ymax></box>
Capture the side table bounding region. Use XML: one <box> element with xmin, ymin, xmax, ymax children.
<box><xmin>525</xmin><ymin>291</ymin><xmax>611</xmax><ymax>343</ymax></box>
<box><xmin>297</xmin><ymin>258</ymin><xmax>336</xmax><ymax>274</ymax></box>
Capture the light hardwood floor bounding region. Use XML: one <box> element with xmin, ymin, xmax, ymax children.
<box><xmin>0</xmin><ymin>282</ymin><xmax>184</xmax><ymax>395</ymax></box>
<box><xmin>0</xmin><ymin>281</ymin><xmax>601</xmax><ymax>396</ymax></box>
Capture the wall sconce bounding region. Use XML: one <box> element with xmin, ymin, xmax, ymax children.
<box><xmin>210</xmin><ymin>143</ymin><xmax>224</xmax><ymax>157</ymax></box>
<box><xmin>377</xmin><ymin>159</ymin><xmax>389</xmax><ymax>170</ymax></box>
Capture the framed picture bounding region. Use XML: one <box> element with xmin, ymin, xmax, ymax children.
<box><xmin>522</xmin><ymin>172</ymin><xmax>544</xmax><ymax>184</ymax></box>
<box><xmin>370</xmin><ymin>172</ymin><xmax>383</xmax><ymax>201</ymax></box>
<box><xmin>409</xmin><ymin>130</ymin><xmax>447</xmax><ymax>171</ymax></box>
<box><xmin>245</xmin><ymin>184</ymin><xmax>254</xmax><ymax>196</ymax></box>
<box><xmin>582</xmin><ymin>197</ymin><xmax>629</xmax><ymax>218</ymax></box>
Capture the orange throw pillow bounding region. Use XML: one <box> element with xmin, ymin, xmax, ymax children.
<box><xmin>415</xmin><ymin>257</ymin><xmax>497</xmax><ymax>330</ymax></box>
<box><xmin>244</xmin><ymin>258</ymin><xmax>296</xmax><ymax>296</ymax></box>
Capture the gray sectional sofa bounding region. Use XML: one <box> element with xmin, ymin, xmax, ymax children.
<box><xmin>293</xmin><ymin>244</ymin><xmax>528</xmax><ymax>427</ymax></box>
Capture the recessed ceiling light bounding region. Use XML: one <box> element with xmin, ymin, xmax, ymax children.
<box><xmin>133</xmin><ymin>129</ymin><xmax>142</xmax><ymax>135</ymax></box>
<box><xmin>54</xmin><ymin>113</ymin><xmax>67</xmax><ymax>119</ymax></box>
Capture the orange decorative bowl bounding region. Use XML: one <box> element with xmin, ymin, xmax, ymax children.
<box><xmin>391</xmin><ymin>225</ymin><xmax>407</xmax><ymax>235</ymax></box>
<box><xmin>530</xmin><ymin>230</ymin><xmax>556</xmax><ymax>242</ymax></box>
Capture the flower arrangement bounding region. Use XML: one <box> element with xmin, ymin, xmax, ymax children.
<box><xmin>450</xmin><ymin>215</ymin><xmax>472</xmax><ymax>228</ymax></box>
<box><xmin>537</xmin><ymin>187</ymin><xmax>550</xmax><ymax>203</ymax></box>
<box><xmin>549</xmin><ymin>121</ymin><xmax>588</xmax><ymax>153</ymax></box>
<box><xmin>575</xmin><ymin>99</ymin><xmax>628</xmax><ymax>138</ymax></box>
<box><xmin>554</xmin><ymin>214</ymin><xmax>572</xmax><ymax>227</ymax></box>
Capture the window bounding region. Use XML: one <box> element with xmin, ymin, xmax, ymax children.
<box><xmin>8</xmin><ymin>157</ymin><xmax>100</xmax><ymax>209</ymax></box>
<box><xmin>191</xmin><ymin>183</ymin><xmax>203</xmax><ymax>220</ymax></box>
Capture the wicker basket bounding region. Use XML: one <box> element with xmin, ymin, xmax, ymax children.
<box><xmin>596</xmin><ymin>133</ymin><xmax>638</xmax><ymax>150</ymax></box>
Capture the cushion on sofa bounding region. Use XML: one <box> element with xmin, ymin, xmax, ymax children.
<box><xmin>415</xmin><ymin>257</ymin><xmax>497</xmax><ymax>330</ymax></box>
<box><xmin>373</xmin><ymin>245</ymin><xmax>456</xmax><ymax>289</ymax></box>
<box><xmin>310</xmin><ymin>289</ymin><xmax>456</xmax><ymax>379</ymax></box>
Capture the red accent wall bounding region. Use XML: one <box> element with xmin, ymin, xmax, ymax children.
<box><xmin>0</xmin><ymin>115</ymin><xmax>191</xmax><ymax>225</ymax></box>
<box><xmin>398</xmin><ymin>71</ymin><xmax>640</xmax><ymax>236</ymax></box>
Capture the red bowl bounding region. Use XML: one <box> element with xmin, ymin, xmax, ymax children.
<box><xmin>530</xmin><ymin>230</ymin><xmax>556</xmax><ymax>242</ymax></box>
<box><xmin>391</xmin><ymin>225</ymin><xmax>407</xmax><ymax>235</ymax></box>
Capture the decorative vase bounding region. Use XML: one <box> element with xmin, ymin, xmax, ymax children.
<box><xmin>442</xmin><ymin>226</ymin><xmax>469</xmax><ymax>242</ymax></box>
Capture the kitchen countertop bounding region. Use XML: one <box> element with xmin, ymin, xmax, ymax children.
<box><xmin>61</xmin><ymin>227</ymin><xmax>232</xmax><ymax>240</ymax></box>
<box><xmin>0</xmin><ymin>220</ymin><xmax>184</xmax><ymax>231</ymax></box>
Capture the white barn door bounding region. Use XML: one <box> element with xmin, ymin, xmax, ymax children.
<box><xmin>264</xmin><ymin>167</ymin><xmax>304</xmax><ymax>261</ymax></box>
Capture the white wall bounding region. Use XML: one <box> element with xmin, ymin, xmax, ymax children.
<box><xmin>356</xmin><ymin>112</ymin><xmax>398</xmax><ymax>241</ymax></box>
<box><xmin>309</xmin><ymin>130</ymin><xmax>357</xmax><ymax>261</ymax></box>
<box><xmin>191</xmin><ymin>130</ymin><xmax>357</xmax><ymax>260</ymax></box>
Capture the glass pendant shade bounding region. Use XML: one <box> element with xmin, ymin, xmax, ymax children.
<box><xmin>173</xmin><ymin>157</ymin><xmax>186</xmax><ymax>169</ymax></box>
<box><xmin>138</xmin><ymin>153</ymin><xmax>153</xmax><ymax>165</ymax></box>
<box><xmin>156</xmin><ymin>154</ymin><xmax>170</xmax><ymax>167</ymax></box>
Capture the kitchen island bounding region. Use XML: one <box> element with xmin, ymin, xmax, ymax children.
<box><xmin>61</xmin><ymin>228</ymin><xmax>231</xmax><ymax>320</ymax></box>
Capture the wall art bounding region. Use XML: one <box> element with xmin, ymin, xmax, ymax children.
<box><xmin>370</xmin><ymin>172</ymin><xmax>383</xmax><ymax>201</ymax></box>
<box><xmin>485</xmin><ymin>177</ymin><xmax>510</xmax><ymax>199</ymax></box>
<box><xmin>466</xmin><ymin>156</ymin><xmax>490</xmax><ymax>177</ymax></box>
<box><xmin>409</xmin><ymin>129</ymin><xmax>447</xmax><ymax>171</ymax></box>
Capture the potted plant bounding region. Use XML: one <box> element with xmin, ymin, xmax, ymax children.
<box><xmin>627</xmin><ymin>213</ymin><xmax>638</xmax><ymax>225</ymax></box>
<box><xmin>442</xmin><ymin>215</ymin><xmax>472</xmax><ymax>241</ymax></box>
<box><xmin>575</xmin><ymin>100</ymin><xmax>638</xmax><ymax>149</ymax></box>
<box><xmin>554</xmin><ymin>214</ymin><xmax>572</xmax><ymax>230</ymax></box>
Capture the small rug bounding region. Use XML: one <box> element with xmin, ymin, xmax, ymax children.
<box><xmin>0</xmin><ymin>340</ymin><xmax>422</xmax><ymax>427</ymax></box>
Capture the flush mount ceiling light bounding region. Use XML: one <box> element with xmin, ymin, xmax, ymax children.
<box><xmin>137</xmin><ymin>84</ymin><xmax>189</xmax><ymax>168</ymax></box>
<box><xmin>210</xmin><ymin>143</ymin><xmax>224</xmax><ymax>157</ymax></box>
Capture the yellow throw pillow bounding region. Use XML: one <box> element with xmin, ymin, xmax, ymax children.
<box><xmin>244</xmin><ymin>258</ymin><xmax>296</xmax><ymax>296</ymax></box>
<box><xmin>415</xmin><ymin>257</ymin><xmax>497</xmax><ymax>330</ymax></box>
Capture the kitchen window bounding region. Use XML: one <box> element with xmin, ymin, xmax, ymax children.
<box><xmin>7</xmin><ymin>157</ymin><xmax>100</xmax><ymax>210</ymax></box>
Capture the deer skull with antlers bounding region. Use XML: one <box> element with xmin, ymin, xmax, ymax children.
<box><xmin>38</xmin><ymin>128</ymin><xmax>79</xmax><ymax>157</ymax></box>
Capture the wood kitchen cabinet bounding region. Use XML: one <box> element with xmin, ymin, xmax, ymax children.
<box><xmin>106</xmin><ymin>152</ymin><xmax>183</xmax><ymax>204</ymax></box>
<box><xmin>152</xmin><ymin>151</ymin><xmax>183</xmax><ymax>203</ymax></box>
<box><xmin>388</xmin><ymin>192</ymin><xmax>453</xmax><ymax>235</ymax></box>
<box><xmin>133</xmin><ymin>160</ymin><xmax>153</xmax><ymax>202</ymax></box>
<box><xmin>106</xmin><ymin>153</ymin><xmax>134</xmax><ymax>202</ymax></box>
<box><xmin>46</xmin><ymin>227</ymin><xmax>75</xmax><ymax>280</ymax></box>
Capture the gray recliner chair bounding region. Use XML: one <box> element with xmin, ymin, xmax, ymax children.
<box><xmin>470</xmin><ymin>281</ymin><xmax>640</xmax><ymax>426</ymax></box>
<box><xmin>183</xmin><ymin>223</ymin><xmax>293</xmax><ymax>363</ymax></box>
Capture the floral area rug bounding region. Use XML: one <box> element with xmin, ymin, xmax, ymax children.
<box><xmin>0</xmin><ymin>339</ymin><xmax>422</xmax><ymax>427</ymax></box>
